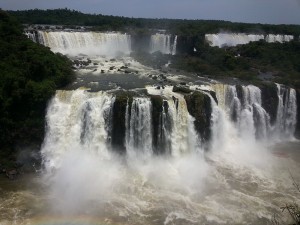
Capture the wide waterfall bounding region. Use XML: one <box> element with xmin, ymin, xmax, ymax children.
<box><xmin>5</xmin><ymin>30</ymin><xmax>298</xmax><ymax>225</ymax></box>
<box><xmin>28</xmin><ymin>31</ymin><xmax>132</xmax><ymax>56</ymax></box>
<box><xmin>150</xmin><ymin>33</ymin><xmax>177</xmax><ymax>55</ymax></box>
<box><xmin>205</xmin><ymin>33</ymin><xmax>294</xmax><ymax>47</ymax></box>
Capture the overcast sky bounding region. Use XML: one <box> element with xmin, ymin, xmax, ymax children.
<box><xmin>1</xmin><ymin>0</ymin><xmax>300</xmax><ymax>24</ymax></box>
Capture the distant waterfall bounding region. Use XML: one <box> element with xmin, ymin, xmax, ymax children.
<box><xmin>274</xmin><ymin>84</ymin><xmax>297</xmax><ymax>139</ymax></box>
<box><xmin>150</xmin><ymin>34</ymin><xmax>177</xmax><ymax>55</ymax></box>
<box><xmin>205</xmin><ymin>33</ymin><xmax>294</xmax><ymax>47</ymax></box>
<box><xmin>265</xmin><ymin>34</ymin><xmax>294</xmax><ymax>43</ymax></box>
<box><xmin>31</xmin><ymin>31</ymin><xmax>132</xmax><ymax>56</ymax></box>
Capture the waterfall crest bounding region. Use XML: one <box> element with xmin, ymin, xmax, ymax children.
<box><xmin>31</xmin><ymin>31</ymin><xmax>132</xmax><ymax>56</ymax></box>
<box><xmin>205</xmin><ymin>33</ymin><xmax>294</xmax><ymax>47</ymax></box>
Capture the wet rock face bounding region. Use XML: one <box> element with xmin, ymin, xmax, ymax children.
<box><xmin>176</xmin><ymin>36</ymin><xmax>196</xmax><ymax>55</ymax></box>
<box><xmin>185</xmin><ymin>91</ymin><xmax>212</xmax><ymax>147</ymax></box>
<box><xmin>296</xmin><ymin>89</ymin><xmax>300</xmax><ymax>139</ymax></box>
<box><xmin>150</xmin><ymin>95</ymin><xmax>164</xmax><ymax>154</ymax></box>
<box><xmin>260</xmin><ymin>83</ymin><xmax>279</xmax><ymax>125</ymax></box>
<box><xmin>111</xmin><ymin>92</ymin><xmax>133</xmax><ymax>153</ymax></box>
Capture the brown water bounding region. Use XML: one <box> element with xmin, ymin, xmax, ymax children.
<box><xmin>0</xmin><ymin>141</ymin><xmax>300</xmax><ymax>225</ymax></box>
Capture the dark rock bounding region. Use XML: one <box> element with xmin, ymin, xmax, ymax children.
<box><xmin>150</xmin><ymin>95</ymin><xmax>165</xmax><ymax>154</ymax></box>
<box><xmin>259</xmin><ymin>82</ymin><xmax>278</xmax><ymax>125</ymax></box>
<box><xmin>236</xmin><ymin>85</ymin><xmax>244</xmax><ymax>107</ymax></box>
<box><xmin>101</xmin><ymin>70</ymin><xmax>105</xmax><ymax>73</ymax></box>
<box><xmin>111</xmin><ymin>92</ymin><xmax>134</xmax><ymax>153</ymax></box>
<box><xmin>93</xmin><ymin>63</ymin><xmax>98</xmax><ymax>65</ymax></box>
<box><xmin>180</xmin><ymin>82</ymin><xmax>187</xmax><ymax>86</ymax></box>
<box><xmin>109</xmin><ymin>66</ymin><xmax>115</xmax><ymax>70</ymax></box>
<box><xmin>152</xmin><ymin>76</ymin><xmax>158</xmax><ymax>80</ymax></box>
<box><xmin>6</xmin><ymin>169</ymin><xmax>18</xmax><ymax>180</ymax></box>
<box><xmin>92</xmin><ymin>69</ymin><xmax>97</xmax><ymax>72</ymax></box>
<box><xmin>173</xmin><ymin>85</ymin><xmax>192</xmax><ymax>94</ymax></box>
<box><xmin>185</xmin><ymin>91</ymin><xmax>212</xmax><ymax>148</ymax></box>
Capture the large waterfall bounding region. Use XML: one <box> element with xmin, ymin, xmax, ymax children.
<box><xmin>205</xmin><ymin>33</ymin><xmax>294</xmax><ymax>47</ymax></box>
<box><xmin>42</xmin><ymin>84</ymin><xmax>297</xmax><ymax>171</ymax></box>
<box><xmin>28</xmin><ymin>31</ymin><xmax>132</xmax><ymax>56</ymax></box>
<box><xmin>15</xmin><ymin>29</ymin><xmax>300</xmax><ymax>225</ymax></box>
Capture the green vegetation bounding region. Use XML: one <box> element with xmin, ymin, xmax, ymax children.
<box><xmin>170</xmin><ymin>40</ymin><xmax>300</xmax><ymax>88</ymax></box>
<box><xmin>9</xmin><ymin>9</ymin><xmax>300</xmax><ymax>36</ymax></box>
<box><xmin>0</xmin><ymin>10</ymin><xmax>74</xmax><ymax>167</ymax></box>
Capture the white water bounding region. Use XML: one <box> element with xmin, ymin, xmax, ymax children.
<box><xmin>41</xmin><ymin>89</ymin><xmax>115</xmax><ymax>170</ymax></box>
<box><xmin>205</xmin><ymin>33</ymin><xmax>294</xmax><ymax>47</ymax></box>
<box><xmin>126</xmin><ymin>97</ymin><xmax>153</xmax><ymax>159</ymax></box>
<box><xmin>35</xmin><ymin>31</ymin><xmax>132</xmax><ymax>56</ymax></box>
<box><xmin>150</xmin><ymin>34</ymin><xmax>177</xmax><ymax>55</ymax></box>
<box><xmin>274</xmin><ymin>84</ymin><xmax>297</xmax><ymax>140</ymax></box>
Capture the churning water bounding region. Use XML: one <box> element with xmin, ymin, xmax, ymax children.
<box><xmin>1</xmin><ymin>31</ymin><xmax>299</xmax><ymax>225</ymax></box>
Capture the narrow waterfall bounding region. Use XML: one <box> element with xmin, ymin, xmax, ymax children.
<box><xmin>171</xmin><ymin>35</ymin><xmax>177</xmax><ymax>55</ymax></box>
<box><xmin>41</xmin><ymin>90</ymin><xmax>115</xmax><ymax>170</ymax></box>
<box><xmin>32</xmin><ymin>31</ymin><xmax>132</xmax><ymax>56</ymax></box>
<box><xmin>125</xmin><ymin>97</ymin><xmax>153</xmax><ymax>158</ymax></box>
<box><xmin>150</xmin><ymin>34</ymin><xmax>177</xmax><ymax>55</ymax></box>
<box><xmin>275</xmin><ymin>84</ymin><xmax>297</xmax><ymax>139</ymax></box>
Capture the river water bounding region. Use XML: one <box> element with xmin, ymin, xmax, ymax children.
<box><xmin>1</xmin><ymin>141</ymin><xmax>300</xmax><ymax>225</ymax></box>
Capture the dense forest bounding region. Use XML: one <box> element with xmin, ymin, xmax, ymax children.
<box><xmin>0</xmin><ymin>10</ymin><xmax>74</xmax><ymax>167</ymax></box>
<box><xmin>169</xmin><ymin>40</ymin><xmax>300</xmax><ymax>88</ymax></box>
<box><xmin>9</xmin><ymin>9</ymin><xmax>300</xmax><ymax>36</ymax></box>
<box><xmin>10</xmin><ymin>9</ymin><xmax>300</xmax><ymax>88</ymax></box>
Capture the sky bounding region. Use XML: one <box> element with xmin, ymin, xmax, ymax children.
<box><xmin>1</xmin><ymin>0</ymin><xmax>300</xmax><ymax>25</ymax></box>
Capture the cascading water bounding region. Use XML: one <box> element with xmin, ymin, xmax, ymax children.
<box><xmin>205</xmin><ymin>33</ymin><xmax>294</xmax><ymax>47</ymax></box>
<box><xmin>41</xmin><ymin>89</ymin><xmax>115</xmax><ymax>170</ymax></box>
<box><xmin>34</xmin><ymin>31</ymin><xmax>132</xmax><ymax>56</ymax></box>
<box><xmin>150</xmin><ymin>34</ymin><xmax>177</xmax><ymax>55</ymax></box>
<box><xmin>212</xmin><ymin>84</ymin><xmax>271</xmax><ymax>142</ymax></box>
<box><xmin>274</xmin><ymin>84</ymin><xmax>297</xmax><ymax>139</ymax></box>
<box><xmin>3</xmin><ymin>25</ymin><xmax>300</xmax><ymax>225</ymax></box>
<box><xmin>125</xmin><ymin>97</ymin><xmax>153</xmax><ymax>158</ymax></box>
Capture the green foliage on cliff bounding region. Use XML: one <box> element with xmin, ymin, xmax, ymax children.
<box><xmin>9</xmin><ymin>9</ymin><xmax>300</xmax><ymax>36</ymax></box>
<box><xmin>171</xmin><ymin>40</ymin><xmax>300</xmax><ymax>88</ymax></box>
<box><xmin>0</xmin><ymin>10</ymin><xmax>74</xmax><ymax>164</ymax></box>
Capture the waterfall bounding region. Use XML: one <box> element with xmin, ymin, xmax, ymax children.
<box><xmin>25</xmin><ymin>31</ymin><xmax>37</xmax><ymax>42</ymax></box>
<box><xmin>212</xmin><ymin>84</ymin><xmax>271</xmax><ymax>141</ymax></box>
<box><xmin>41</xmin><ymin>84</ymin><xmax>298</xmax><ymax>170</ymax></box>
<box><xmin>125</xmin><ymin>97</ymin><xmax>153</xmax><ymax>158</ymax></box>
<box><xmin>265</xmin><ymin>34</ymin><xmax>294</xmax><ymax>43</ymax></box>
<box><xmin>41</xmin><ymin>90</ymin><xmax>115</xmax><ymax>170</ymax></box>
<box><xmin>171</xmin><ymin>35</ymin><xmax>177</xmax><ymax>55</ymax></box>
<box><xmin>274</xmin><ymin>84</ymin><xmax>297</xmax><ymax>139</ymax></box>
<box><xmin>150</xmin><ymin>34</ymin><xmax>177</xmax><ymax>55</ymax></box>
<box><xmin>205</xmin><ymin>33</ymin><xmax>294</xmax><ymax>47</ymax></box>
<box><xmin>157</xmin><ymin>100</ymin><xmax>172</xmax><ymax>154</ymax></box>
<box><xmin>34</xmin><ymin>31</ymin><xmax>132</xmax><ymax>56</ymax></box>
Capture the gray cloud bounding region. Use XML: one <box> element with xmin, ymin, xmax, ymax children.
<box><xmin>1</xmin><ymin>0</ymin><xmax>300</xmax><ymax>24</ymax></box>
